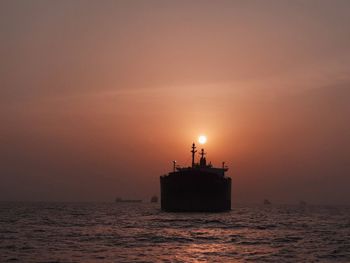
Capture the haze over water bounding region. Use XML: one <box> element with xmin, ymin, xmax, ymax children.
<box><xmin>1</xmin><ymin>0</ymin><xmax>350</xmax><ymax>204</ymax></box>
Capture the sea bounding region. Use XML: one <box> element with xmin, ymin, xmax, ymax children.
<box><xmin>0</xmin><ymin>202</ymin><xmax>349</xmax><ymax>262</ymax></box>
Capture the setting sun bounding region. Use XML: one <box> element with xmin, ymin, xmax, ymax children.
<box><xmin>198</xmin><ymin>135</ymin><xmax>207</xmax><ymax>145</ymax></box>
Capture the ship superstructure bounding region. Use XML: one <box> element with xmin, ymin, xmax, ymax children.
<box><xmin>160</xmin><ymin>143</ymin><xmax>231</xmax><ymax>212</ymax></box>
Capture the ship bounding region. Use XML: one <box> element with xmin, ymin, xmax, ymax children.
<box><xmin>299</xmin><ymin>200</ymin><xmax>307</xmax><ymax>207</ymax></box>
<box><xmin>115</xmin><ymin>197</ymin><xmax>142</xmax><ymax>203</ymax></box>
<box><xmin>160</xmin><ymin>143</ymin><xmax>231</xmax><ymax>212</ymax></box>
<box><xmin>263</xmin><ymin>199</ymin><xmax>271</xmax><ymax>205</ymax></box>
<box><xmin>150</xmin><ymin>195</ymin><xmax>158</xmax><ymax>203</ymax></box>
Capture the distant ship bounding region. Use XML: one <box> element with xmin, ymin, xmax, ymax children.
<box><xmin>263</xmin><ymin>199</ymin><xmax>271</xmax><ymax>205</ymax></box>
<box><xmin>115</xmin><ymin>197</ymin><xmax>142</xmax><ymax>203</ymax></box>
<box><xmin>160</xmin><ymin>143</ymin><xmax>231</xmax><ymax>212</ymax></box>
<box><xmin>299</xmin><ymin>200</ymin><xmax>307</xmax><ymax>206</ymax></box>
<box><xmin>150</xmin><ymin>195</ymin><xmax>158</xmax><ymax>203</ymax></box>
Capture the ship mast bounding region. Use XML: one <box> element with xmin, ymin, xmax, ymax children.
<box><xmin>200</xmin><ymin>148</ymin><xmax>207</xmax><ymax>167</ymax></box>
<box><xmin>191</xmin><ymin>143</ymin><xmax>197</xmax><ymax>167</ymax></box>
<box><xmin>200</xmin><ymin>148</ymin><xmax>206</xmax><ymax>159</ymax></box>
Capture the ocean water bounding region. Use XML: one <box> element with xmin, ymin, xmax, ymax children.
<box><xmin>0</xmin><ymin>203</ymin><xmax>349</xmax><ymax>262</ymax></box>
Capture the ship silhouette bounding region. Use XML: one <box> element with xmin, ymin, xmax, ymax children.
<box><xmin>150</xmin><ymin>195</ymin><xmax>158</xmax><ymax>203</ymax></box>
<box><xmin>160</xmin><ymin>143</ymin><xmax>231</xmax><ymax>212</ymax></box>
<box><xmin>263</xmin><ymin>199</ymin><xmax>271</xmax><ymax>205</ymax></box>
<box><xmin>115</xmin><ymin>197</ymin><xmax>142</xmax><ymax>203</ymax></box>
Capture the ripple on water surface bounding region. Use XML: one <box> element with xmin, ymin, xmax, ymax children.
<box><xmin>0</xmin><ymin>203</ymin><xmax>349</xmax><ymax>262</ymax></box>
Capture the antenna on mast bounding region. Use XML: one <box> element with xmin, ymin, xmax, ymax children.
<box><xmin>200</xmin><ymin>148</ymin><xmax>206</xmax><ymax>159</ymax></box>
<box><xmin>191</xmin><ymin>143</ymin><xmax>197</xmax><ymax>167</ymax></box>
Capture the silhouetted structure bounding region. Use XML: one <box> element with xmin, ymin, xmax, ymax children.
<box><xmin>160</xmin><ymin>143</ymin><xmax>231</xmax><ymax>212</ymax></box>
<box><xmin>115</xmin><ymin>197</ymin><xmax>142</xmax><ymax>203</ymax></box>
<box><xmin>299</xmin><ymin>200</ymin><xmax>307</xmax><ymax>206</ymax></box>
<box><xmin>263</xmin><ymin>199</ymin><xmax>271</xmax><ymax>205</ymax></box>
<box><xmin>151</xmin><ymin>195</ymin><xmax>158</xmax><ymax>203</ymax></box>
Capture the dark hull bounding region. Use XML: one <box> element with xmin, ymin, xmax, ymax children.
<box><xmin>115</xmin><ymin>200</ymin><xmax>142</xmax><ymax>203</ymax></box>
<box><xmin>160</xmin><ymin>172</ymin><xmax>231</xmax><ymax>212</ymax></box>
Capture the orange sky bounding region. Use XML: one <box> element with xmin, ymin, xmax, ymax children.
<box><xmin>1</xmin><ymin>0</ymin><xmax>349</xmax><ymax>204</ymax></box>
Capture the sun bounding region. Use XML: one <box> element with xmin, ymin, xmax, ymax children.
<box><xmin>198</xmin><ymin>135</ymin><xmax>207</xmax><ymax>145</ymax></box>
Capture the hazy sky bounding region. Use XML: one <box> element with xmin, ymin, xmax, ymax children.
<box><xmin>1</xmin><ymin>0</ymin><xmax>349</xmax><ymax>204</ymax></box>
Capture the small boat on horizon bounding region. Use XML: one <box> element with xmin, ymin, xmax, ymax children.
<box><xmin>150</xmin><ymin>195</ymin><xmax>158</xmax><ymax>203</ymax></box>
<box><xmin>263</xmin><ymin>199</ymin><xmax>271</xmax><ymax>205</ymax></box>
<box><xmin>299</xmin><ymin>200</ymin><xmax>307</xmax><ymax>206</ymax></box>
<box><xmin>115</xmin><ymin>197</ymin><xmax>142</xmax><ymax>203</ymax></box>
